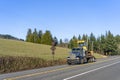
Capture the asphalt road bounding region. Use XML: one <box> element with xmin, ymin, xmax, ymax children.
<box><xmin>1</xmin><ymin>56</ymin><xmax>120</xmax><ymax>80</ymax></box>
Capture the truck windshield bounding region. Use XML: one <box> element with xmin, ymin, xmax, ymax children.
<box><xmin>71</xmin><ymin>48</ymin><xmax>82</xmax><ymax>56</ymax></box>
<box><xmin>72</xmin><ymin>48</ymin><xmax>80</xmax><ymax>53</ymax></box>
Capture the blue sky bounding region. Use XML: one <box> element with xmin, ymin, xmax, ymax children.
<box><xmin>0</xmin><ymin>0</ymin><xmax>120</xmax><ymax>40</ymax></box>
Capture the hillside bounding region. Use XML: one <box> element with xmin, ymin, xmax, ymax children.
<box><xmin>0</xmin><ymin>34</ymin><xmax>24</xmax><ymax>41</ymax></box>
<box><xmin>0</xmin><ymin>38</ymin><xmax>104</xmax><ymax>60</ymax></box>
<box><xmin>0</xmin><ymin>38</ymin><xmax>69</xmax><ymax>60</ymax></box>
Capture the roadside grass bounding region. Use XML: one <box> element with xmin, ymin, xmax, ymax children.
<box><xmin>93</xmin><ymin>53</ymin><xmax>107</xmax><ymax>58</ymax></box>
<box><xmin>0</xmin><ymin>56</ymin><xmax>66</xmax><ymax>73</ymax></box>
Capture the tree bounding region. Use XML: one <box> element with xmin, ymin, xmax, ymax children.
<box><xmin>69</xmin><ymin>39</ymin><xmax>74</xmax><ymax>48</ymax></box>
<box><xmin>104</xmin><ymin>31</ymin><xmax>117</xmax><ymax>55</ymax></box>
<box><xmin>115</xmin><ymin>35</ymin><xmax>120</xmax><ymax>54</ymax></box>
<box><xmin>64</xmin><ymin>38</ymin><xmax>69</xmax><ymax>48</ymax></box>
<box><xmin>82</xmin><ymin>34</ymin><xmax>88</xmax><ymax>40</ymax></box>
<box><xmin>89</xmin><ymin>33</ymin><xmax>96</xmax><ymax>51</ymax></box>
<box><xmin>59</xmin><ymin>39</ymin><xmax>64</xmax><ymax>47</ymax></box>
<box><xmin>38</xmin><ymin>30</ymin><xmax>43</xmax><ymax>43</ymax></box>
<box><xmin>33</xmin><ymin>28</ymin><xmax>39</xmax><ymax>43</ymax></box>
<box><xmin>100</xmin><ymin>34</ymin><xmax>106</xmax><ymax>54</ymax></box>
<box><xmin>53</xmin><ymin>36</ymin><xmax>58</xmax><ymax>46</ymax></box>
<box><xmin>41</xmin><ymin>30</ymin><xmax>53</xmax><ymax>45</ymax></box>
<box><xmin>115</xmin><ymin>35</ymin><xmax>120</xmax><ymax>44</ymax></box>
<box><xmin>26</xmin><ymin>29</ymin><xmax>33</xmax><ymax>42</ymax></box>
<box><xmin>60</xmin><ymin>39</ymin><xmax>63</xmax><ymax>44</ymax></box>
<box><xmin>69</xmin><ymin>36</ymin><xmax>78</xmax><ymax>48</ymax></box>
<box><xmin>78</xmin><ymin>35</ymin><xmax>81</xmax><ymax>40</ymax></box>
<box><xmin>95</xmin><ymin>37</ymin><xmax>101</xmax><ymax>53</ymax></box>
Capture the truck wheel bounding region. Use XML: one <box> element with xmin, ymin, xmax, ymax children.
<box><xmin>91</xmin><ymin>57</ymin><xmax>96</xmax><ymax>62</ymax></box>
<box><xmin>67</xmin><ymin>62</ymin><xmax>71</xmax><ymax>65</ymax></box>
<box><xmin>84</xmin><ymin>57</ymin><xmax>87</xmax><ymax>63</ymax></box>
<box><xmin>93</xmin><ymin>57</ymin><xmax>96</xmax><ymax>62</ymax></box>
<box><xmin>80</xmin><ymin>58</ymin><xmax>84</xmax><ymax>64</ymax></box>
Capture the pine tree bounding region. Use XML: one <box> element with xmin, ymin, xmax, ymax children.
<box><xmin>59</xmin><ymin>39</ymin><xmax>64</xmax><ymax>47</ymax></box>
<box><xmin>115</xmin><ymin>35</ymin><xmax>120</xmax><ymax>44</ymax></box>
<box><xmin>115</xmin><ymin>35</ymin><xmax>120</xmax><ymax>55</ymax></box>
<box><xmin>26</xmin><ymin>29</ymin><xmax>33</xmax><ymax>42</ymax></box>
<box><xmin>78</xmin><ymin>35</ymin><xmax>81</xmax><ymax>40</ymax></box>
<box><xmin>69</xmin><ymin>36</ymin><xmax>78</xmax><ymax>48</ymax></box>
<box><xmin>100</xmin><ymin>34</ymin><xmax>106</xmax><ymax>54</ymax></box>
<box><xmin>38</xmin><ymin>30</ymin><xmax>43</xmax><ymax>43</ymax></box>
<box><xmin>89</xmin><ymin>33</ymin><xmax>96</xmax><ymax>51</ymax></box>
<box><xmin>104</xmin><ymin>31</ymin><xmax>117</xmax><ymax>55</ymax></box>
<box><xmin>95</xmin><ymin>37</ymin><xmax>101</xmax><ymax>53</ymax></box>
<box><xmin>41</xmin><ymin>30</ymin><xmax>53</xmax><ymax>45</ymax></box>
<box><xmin>82</xmin><ymin>34</ymin><xmax>87</xmax><ymax>40</ymax></box>
<box><xmin>53</xmin><ymin>36</ymin><xmax>58</xmax><ymax>46</ymax></box>
<box><xmin>33</xmin><ymin>28</ymin><xmax>39</xmax><ymax>43</ymax></box>
<box><xmin>60</xmin><ymin>39</ymin><xmax>63</xmax><ymax>44</ymax></box>
<box><xmin>69</xmin><ymin>39</ymin><xmax>74</xmax><ymax>48</ymax></box>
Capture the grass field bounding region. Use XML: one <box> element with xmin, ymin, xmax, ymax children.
<box><xmin>0</xmin><ymin>38</ymin><xmax>104</xmax><ymax>60</ymax></box>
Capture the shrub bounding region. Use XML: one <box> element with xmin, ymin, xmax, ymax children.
<box><xmin>0</xmin><ymin>56</ymin><xmax>66</xmax><ymax>74</ymax></box>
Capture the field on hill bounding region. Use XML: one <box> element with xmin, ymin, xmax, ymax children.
<box><xmin>0</xmin><ymin>39</ymin><xmax>70</xmax><ymax>60</ymax></box>
<box><xmin>0</xmin><ymin>38</ymin><xmax>104</xmax><ymax>59</ymax></box>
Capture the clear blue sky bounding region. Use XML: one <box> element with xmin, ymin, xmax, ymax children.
<box><xmin>0</xmin><ymin>0</ymin><xmax>120</xmax><ymax>40</ymax></box>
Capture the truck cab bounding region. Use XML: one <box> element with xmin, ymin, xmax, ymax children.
<box><xmin>67</xmin><ymin>47</ymin><xmax>87</xmax><ymax>65</ymax></box>
<box><xmin>67</xmin><ymin>40</ymin><xmax>96</xmax><ymax>65</ymax></box>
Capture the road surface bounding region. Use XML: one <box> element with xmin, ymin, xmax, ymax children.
<box><xmin>1</xmin><ymin>56</ymin><xmax>120</xmax><ymax>80</ymax></box>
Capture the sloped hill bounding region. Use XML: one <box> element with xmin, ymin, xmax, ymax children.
<box><xmin>0</xmin><ymin>39</ymin><xmax>69</xmax><ymax>60</ymax></box>
<box><xmin>0</xmin><ymin>38</ymin><xmax>104</xmax><ymax>60</ymax></box>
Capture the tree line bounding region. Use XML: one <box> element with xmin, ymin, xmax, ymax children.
<box><xmin>26</xmin><ymin>29</ymin><xmax>120</xmax><ymax>55</ymax></box>
<box><xmin>0</xmin><ymin>34</ymin><xmax>24</xmax><ymax>41</ymax></box>
<box><xmin>68</xmin><ymin>31</ymin><xmax>120</xmax><ymax>55</ymax></box>
<box><xmin>26</xmin><ymin>28</ymin><xmax>58</xmax><ymax>45</ymax></box>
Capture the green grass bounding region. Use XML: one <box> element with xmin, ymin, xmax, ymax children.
<box><xmin>0</xmin><ymin>38</ymin><xmax>69</xmax><ymax>60</ymax></box>
<box><xmin>0</xmin><ymin>38</ymin><xmax>104</xmax><ymax>60</ymax></box>
<box><xmin>93</xmin><ymin>53</ymin><xmax>107</xmax><ymax>58</ymax></box>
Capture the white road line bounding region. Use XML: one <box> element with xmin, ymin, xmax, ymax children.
<box><xmin>63</xmin><ymin>60</ymin><xmax>120</xmax><ymax>80</ymax></box>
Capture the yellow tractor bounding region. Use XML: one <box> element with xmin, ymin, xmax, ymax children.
<box><xmin>67</xmin><ymin>40</ymin><xmax>96</xmax><ymax>65</ymax></box>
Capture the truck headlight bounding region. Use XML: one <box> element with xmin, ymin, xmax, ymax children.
<box><xmin>67</xmin><ymin>57</ymin><xmax>70</xmax><ymax>59</ymax></box>
<box><xmin>76</xmin><ymin>57</ymin><xmax>79</xmax><ymax>59</ymax></box>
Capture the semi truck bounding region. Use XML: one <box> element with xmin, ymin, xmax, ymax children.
<box><xmin>67</xmin><ymin>40</ymin><xmax>96</xmax><ymax>65</ymax></box>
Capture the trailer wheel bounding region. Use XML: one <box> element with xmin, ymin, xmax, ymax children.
<box><xmin>91</xmin><ymin>57</ymin><xmax>96</xmax><ymax>62</ymax></box>
<box><xmin>92</xmin><ymin>57</ymin><xmax>96</xmax><ymax>62</ymax></box>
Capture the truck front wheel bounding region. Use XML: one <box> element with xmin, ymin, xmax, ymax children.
<box><xmin>80</xmin><ymin>58</ymin><xmax>84</xmax><ymax>64</ymax></box>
